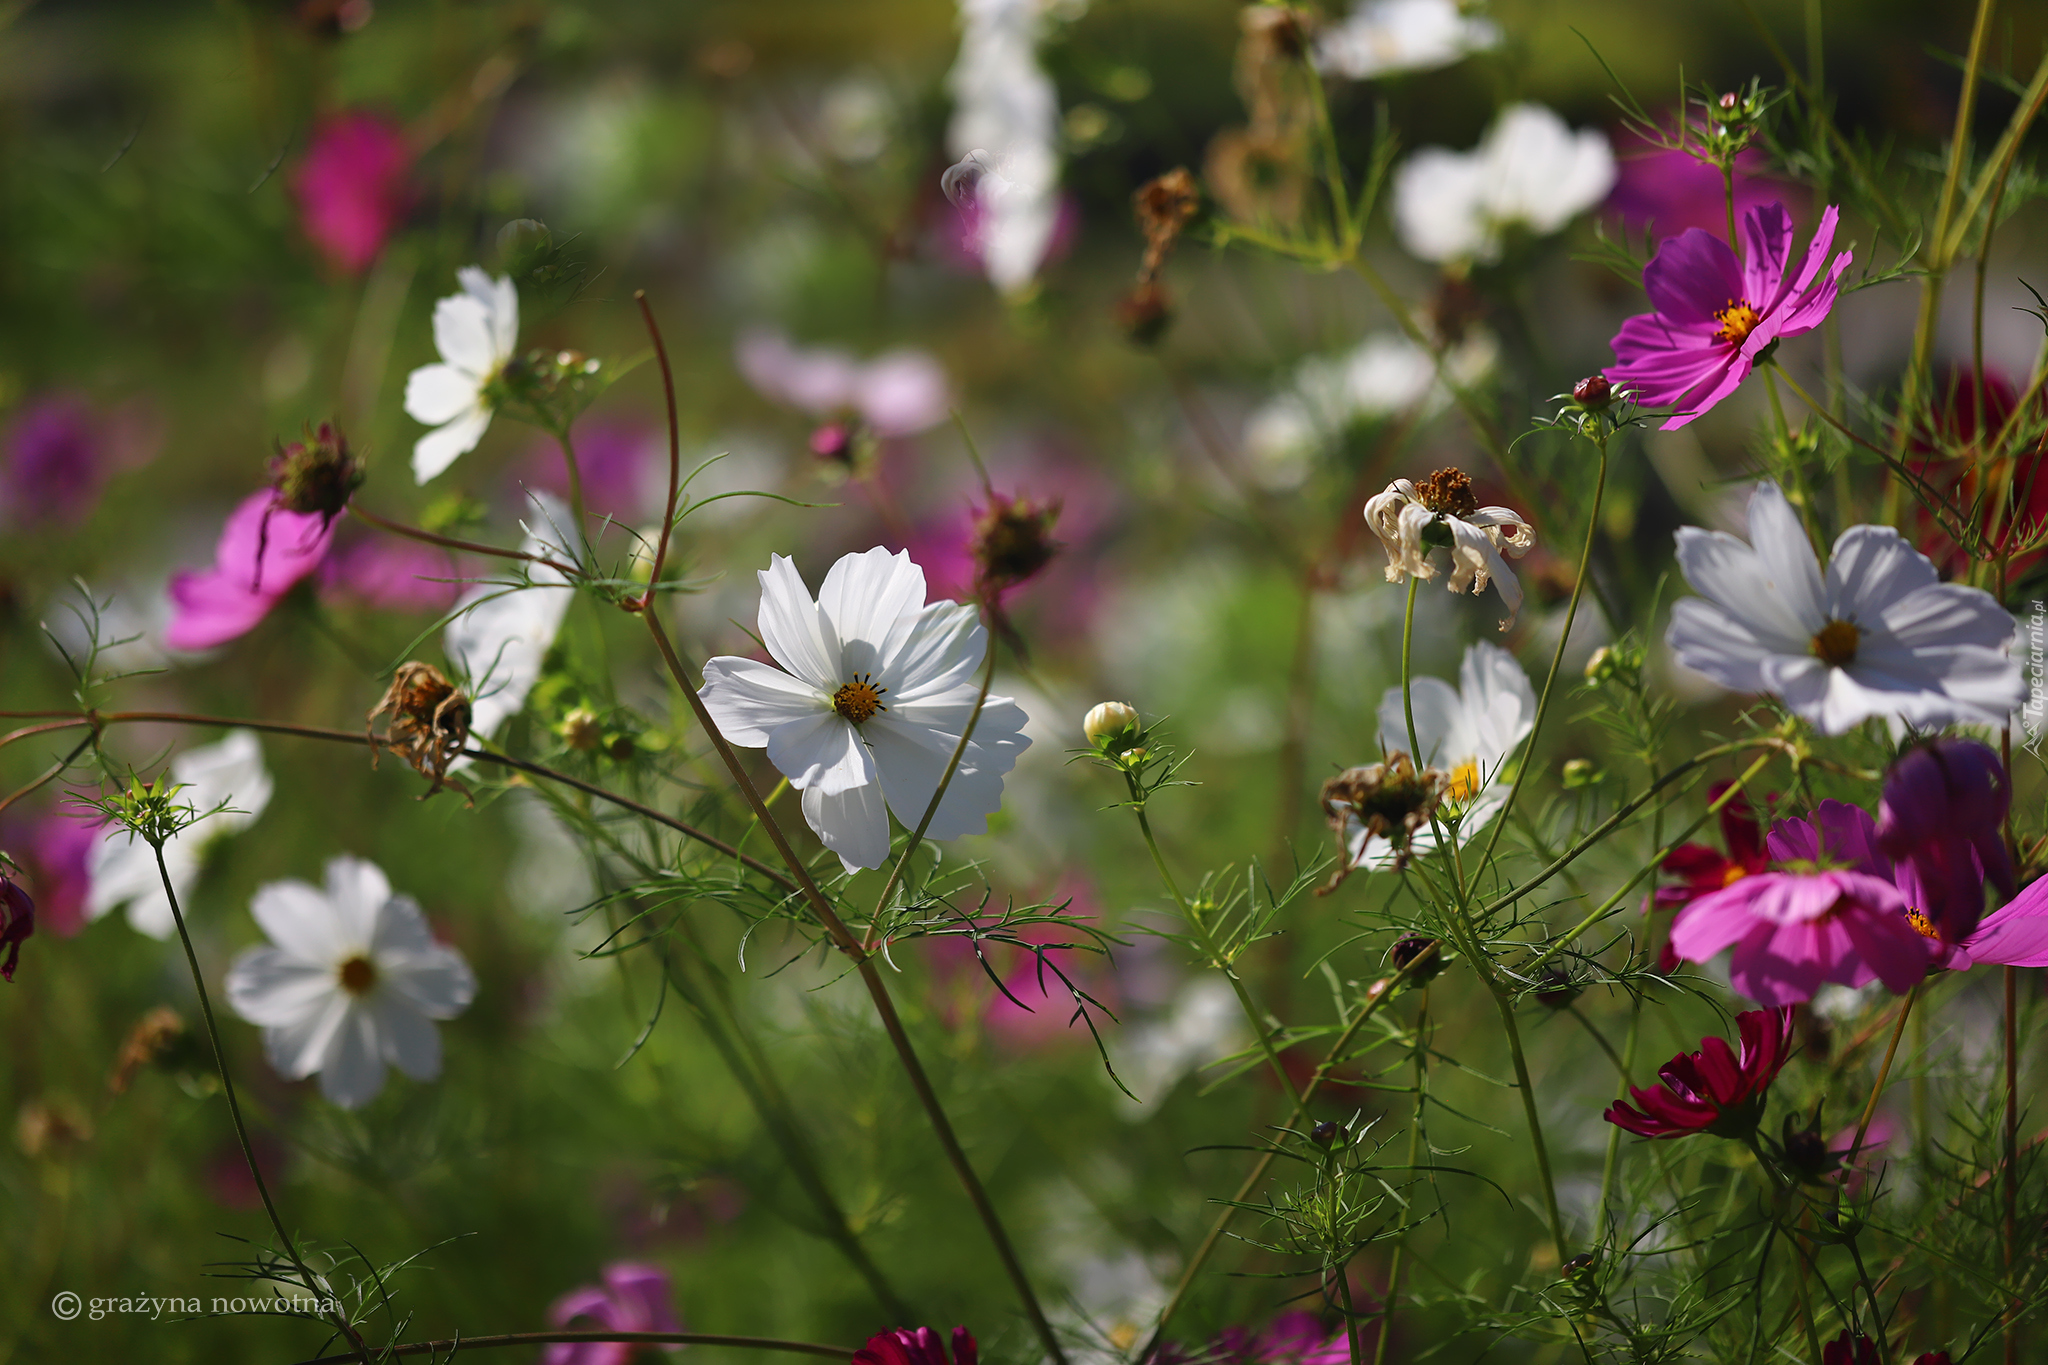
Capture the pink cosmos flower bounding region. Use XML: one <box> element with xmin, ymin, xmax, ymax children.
<box><xmin>543</xmin><ymin>1262</ymin><xmax>683</xmax><ymax>1365</ymax></box>
<box><xmin>1604</xmin><ymin>1007</ymin><xmax>1794</xmax><ymax>1139</ymax></box>
<box><xmin>1606</xmin><ymin>202</ymin><xmax>1853</xmax><ymax>430</ymax></box>
<box><xmin>21</xmin><ymin>810</ymin><xmax>97</xmax><ymax>938</ymax></box>
<box><xmin>735</xmin><ymin>330</ymin><xmax>951</xmax><ymax>440</ymax></box>
<box><xmin>1667</xmin><ymin>801</ymin><xmax>1933</xmax><ymax>1006</ymax></box>
<box><xmin>292</xmin><ymin>112</ymin><xmax>413</xmax><ymax>274</ymax></box>
<box><xmin>1604</xmin><ymin>133</ymin><xmax>1801</xmax><ymax>241</ymax></box>
<box><xmin>520</xmin><ymin>421</ymin><xmax>657</xmax><ymax>522</ymax></box>
<box><xmin>0</xmin><ymin>866</ymin><xmax>32</xmax><ymax>982</ymax></box>
<box><xmin>3</xmin><ymin>395</ymin><xmax>108</xmax><ymax>525</ymax></box>
<box><xmin>1211</xmin><ymin>1310</ymin><xmax>1352</xmax><ymax>1365</ymax></box>
<box><xmin>853</xmin><ymin>1327</ymin><xmax>977</xmax><ymax>1365</ymax></box>
<box><xmin>315</xmin><ymin>534</ymin><xmax>463</xmax><ymax>613</ymax></box>
<box><xmin>1954</xmin><ymin>876</ymin><xmax>2048</xmax><ymax>969</ymax></box>
<box><xmin>165</xmin><ymin>491</ymin><xmax>339</xmax><ymax>650</ymax></box>
<box><xmin>1876</xmin><ymin>738</ymin><xmax>2014</xmax><ymax>945</ymax></box>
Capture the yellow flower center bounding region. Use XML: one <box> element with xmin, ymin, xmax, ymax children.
<box><xmin>1713</xmin><ymin>299</ymin><xmax>1762</xmax><ymax>345</ymax></box>
<box><xmin>1721</xmin><ymin>864</ymin><xmax>1749</xmax><ymax>888</ymax></box>
<box><xmin>1906</xmin><ymin>909</ymin><xmax>1940</xmax><ymax>941</ymax></box>
<box><xmin>337</xmin><ymin>955</ymin><xmax>378</xmax><ymax>997</ymax></box>
<box><xmin>832</xmin><ymin>674</ymin><xmax>888</xmax><ymax>725</ymax></box>
<box><xmin>1446</xmin><ymin>758</ymin><xmax>1482</xmax><ymax>804</ymax></box>
<box><xmin>1810</xmin><ymin>619</ymin><xmax>1860</xmax><ymax>668</ymax></box>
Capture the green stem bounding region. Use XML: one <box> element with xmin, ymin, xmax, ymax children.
<box><xmin>151</xmin><ymin>845</ymin><xmax>371</xmax><ymax>1363</ymax></box>
<box><xmin>1374</xmin><ymin>989</ymin><xmax>1429</xmax><ymax>1365</ymax></box>
<box><xmin>1596</xmin><ymin>1001</ymin><xmax>1643</xmax><ymax>1232</ymax></box>
<box><xmin>1850</xmin><ymin>981</ymin><xmax>1917</xmax><ymax>1160</ymax></box>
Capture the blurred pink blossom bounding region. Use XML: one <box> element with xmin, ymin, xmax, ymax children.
<box><xmin>1604</xmin><ymin>130</ymin><xmax>1802</xmax><ymax>243</ymax></box>
<box><xmin>520</xmin><ymin>421</ymin><xmax>657</xmax><ymax>522</ymax></box>
<box><xmin>165</xmin><ymin>491</ymin><xmax>338</xmax><ymax>650</ymax></box>
<box><xmin>316</xmin><ymin>533</ymin><xmax>463</xmax><ymax>612</ymax></box>
<box><xmin>292</xmin><ymin>112</ymin><xmax>413</xmax><ymax>274</ymax></box>
<box><xmin>929</xmin><ymin>880</ymin><xmax>1118</xmax><ymax>1051</ymax></box>
<box><xmin>2</xmin><ymin>393</ymin><xmax>157</xmax><ymax>526</ymax></box>
<box><xmin>544</xmin><ymin>1263</ymin><xmax>683</xmax><ymax>1365</ymax></box>
<box><xmin>736</xmin><ymin>331</ymin><xmax>950</xmax><ymax>438</ymax></box>
<box><xmin>18</xmin><ymin>809</ymin><xmax>97</xmax><ymax>939</ymax></box>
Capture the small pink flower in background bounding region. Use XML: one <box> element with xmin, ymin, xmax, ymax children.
<box><xmin>1</xmin><ymin>393</ymin><xmax>157</xmax><ymax>526</ymax></box>
<box><xmin>0</xmin><ymin>863</ymin><xmax>33</xmax><ymax>982</ymax></box>
<box><xmin>1666</xmin><ymin>801</ymin><xmax>1932</xmax><ymax>1006</ymax></box>
<box><xmin>521</xmin><ymin>421</ymin><xmax>659</xmax><ymax>522</ymax></box>
<box><xmin>1604</xmin><ymin>132</ymin><xmax>1801</xmax><ymax>241</ymax></box>
<box><xmin>292</xmin><ymin>111</ymin><xmax>413</xmax><ymax>274</ymax></box>
<box><xmin>735</xmin><ymin>330</ymin><xmax>951</xmax><ymax>440</ymax></box>
<box><xmin>1606</xmin><ymin>202</ymin><xmax>1852</xmax><ymax>430</ymax></box>
<box><xmin>853</xmin><ymin>1327</ymin><xmax>977</xmax><ymax>1365</ymax></box>
<box><xmin>926</xmin><ymin>882</ymin><xmax>1117</xmax><ymax>1050</ymax></box>
<box><xmin>1212</xmin><ymin>1309</ymin><xmax>1352</xmax><ymax>1365</ymax></box>
<box><xmin>315</xmin><ymin>534</ymin><xmax>463</xmax><ymax>613</ymax></box>
<box><xmin>165</xmin><ymin>490</ymin><xmax>339</xmax><ymax>650</ymax></box>
<box><xmin>544</xmin><ymin>1262</ymin><xmax>683</xmax><ymax>1365</ymax></box>
<box><xmin>13</xmin><ymin>809</ymin><xmax>98</xmax><ymax>939</ymax></box>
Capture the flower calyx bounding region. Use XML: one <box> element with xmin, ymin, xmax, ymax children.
<box><xmin>269</xmin><ymin>421</ymin><xmax>365</xmax><ymax>524</ymax></box>
<box><xmin>972</xmin><ymin>492</ymin><xmax>1063</xmax><ymax>603</ymax></box>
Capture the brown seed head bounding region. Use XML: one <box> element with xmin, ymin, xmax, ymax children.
<box><xmin>269</xmin><ymin>421</ymin><xmax>365</xmax><ymax>523</ymax></box>
<box><xmin>109</xmin><ymin>1006</ymin><xmax>188</xmax><ymax>1095</ymax></box>
<box><xmin>1319</xmin><ymin>753</ymin><xmax>1448</xmax><ymax>873</ymax></box>
<box><xmin>1133</xmin><ymin>167</ymin><xmax>1202</xmax><ymax>281</ymax></box>
<box><xmin>972</xmin><ymin>492</ymin><xmax>1063</xmax><ymax>598</ymax></box>
<box><xmin>367</xmin><ymin>662</ymin><xmax>474</xmax><ymax>799</ymax></box>
<box><xmin>1415</xmin><ymin>467</ymin><xmax>1478</xmax><ymax>518</ymax></box>
<box><xmin>1113</xmin><ymin>281</ymin><xmax>1174</xmax><ymax>346</ymax></box>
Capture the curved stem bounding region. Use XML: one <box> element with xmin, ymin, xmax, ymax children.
<box><xmin>1374</xmin><ymin>988</ymin><xmax>1428</xmax><ymax>1365</ymax></box>
<box><xmin>634</xmin><ymin>290</ymin><xmax>684</xmax><ymax>610</ymax></box>
<box><xmin>291</xmin><ymin>1332</ymin><xmax>856</xmax><ymax>1364</ymax></box>
<box><xmin>1850</xmin><ymin>982</ymin><xmax>1919</xmax><ymax>1161</ymax></box>
<box><xmin>152</xmin><ymin>845</ymin><xmax>370</xmax><ymax>1363</ymax></box>
<box><xmin>346</xmin><ymin>502</ymin><xmax>583</xmax><ymax>580</ymax></box>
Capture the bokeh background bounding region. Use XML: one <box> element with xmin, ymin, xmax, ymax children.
<box><xmin>2</xmin><ymin>1</ymin><xmax>2045</xmax><ymax>1361</ymax></box>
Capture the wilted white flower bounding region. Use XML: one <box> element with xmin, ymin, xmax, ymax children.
<box><xmin>698</xmin><ymin>547</ymin><xmax>1031</xmax><ymax>872</ymax></box>
<box><xmin>226</xmin><ymin>856</ymin><xmax>476</xmax><ymax>1109</ymax></box>
<box><xmin>444</xmin><ymin>491</ymin><xmax>575</xmax><ymax>743</ymax></box>
<box><xmin>1316</xmin><ymin>0</ymin><xmax>1500</xmax><ymax>80</ymax></box>
<box><xmin>403</xmin><ymin>267</ymin><xmax>519</xmax><ymax>483</ymax></box>
<box><xmin>88</xmin><ymin>730</ymin><xmax>273</xmax><ymax>939</ymax></box>
<box><xmin>1363</xmin><ymin>467</ymin><xmax>1535</xmax><ymax>627</ymax></box>
<box><xmin>946</xmin><ymin>0</ymin><xmax>1063</xmax><ymax>293</ymax></box>
<box><xmin>1243</xmin><ymin>330</ymin><xmax>1499</xmax><ymax>489</ymax></box>
<box><xmin>1392</xmin><ymin>103</ymin><xmax>1615</xmax><ymax>264</ymax></box>
<box><xmin>1344</xmin><ymin>641</ymin><xmax>1535</xmax><ymax>868</ymax></box>
<box><xmin>1668</xmin><ymin>482</ymin><xmax>2024</xmax><ymax>735</ymax></box>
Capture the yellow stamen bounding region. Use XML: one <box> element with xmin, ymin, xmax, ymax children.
<box><xmin>1713</xmin><ymin>299</ymin><xmax>1762</xmax><ymax>345</ymax></box>
<box><xmin>1810</xmin><ymin>619</ymin><xmax>1860</xmax><ymax>668</ymax></box>
<box><xmin>1721</xmin><ymin>864</ymin><xmax>1749</xmax><ymax>888</ymax></box>
<box><xmin>1446</xmin><ymin>758</ymin><xmax>1482</xmax><ymax>804</ymax></box>
<box><xmin>832</xmin><ymin>674</ymin><xmax>888</xmax><ymax>725</ymax></box>
<box><xmin>1906</xmin><ymin>909</ymin><xmax>1940</xmax><ymax>942</ymax></box>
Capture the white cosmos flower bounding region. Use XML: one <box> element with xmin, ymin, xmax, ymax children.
<box><xmin>1315</xmin><ymin>0</ymin><xmax>1500</xmax><ymax>80</ymax></box>
<box><xmin>1392</xmin><ymin>103</ymin><xmax>1615</xmax><ymax>264</ymax></box>
<box><xmin>445</xmin><ymin>491</ymin><xmax>575</xmax><ymax>743</ymax></box>
<box><xmin>1668</xmin><ymin>481</ymin><xmax>2024</xmax><ymax>735</ymax></box>
<box><xmin>403</xmin><ymin>267</ymin><xmax>520</xmax><ymax>484</ymax></box>
<box><xmin>946</xmin><ymin>0</ymin><xmax>1062</xmax><ymax>293</ymax></box>
<box><xmin>1364</xmin><ymin>471</ymin><xmax>1535</xmax><ymax>628</ymax></box>
<box><xmin>698</xmin><ymin>547</ymin><xmax>1032</xmax><ymax>872</ymax></box>
<box><xmin>88</xmin><ymin>730</ymin><xmax>273</xmax><ymax>939</ymax></box>
<box><xmin>1244</xmin><ymin>330</ymin><xmax>1499</xmax><ymax>490</ymax></box>
<box><xmin>1345</xmin><ymin>641</ymin><xmax>1535</xmax><ymax>869</ymax></box>
<box><xmin>225</xmin><ymin>856</ymin><xmax>476</xmax><ymax>1109</ymax></box>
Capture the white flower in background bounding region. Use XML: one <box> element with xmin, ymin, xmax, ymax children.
<box><xmin>1392</xmin><ymin>104</ymin><xmax>1615</xmax><ymax>264</ymax></box>
<box><xmin>1345</xmin><ymin>641</ymin><xmax>1535</xmax><ymax>868</ymax></box>
<box><xmin>88</xmin><ymin>730</ymin><xmax>273</xmax><ymax>939</ymax></box>
<box><xmin>403</xmin><ymin>267</ymin><xmax>520</xmax><ymax>483</ymax></box>
<box><xmin>1243</xmin><ymin>330</ymin><xmax>1499</xmax><ymax>490</ymax></box>
<box><xmin>698</xmin><ymin>548</ymin><xmax>1032</xmax><ymax>872</ymax></box>
<box><xmin>1316</xmin><ymin>0</ymin><xmax>1500</xmax><ymax>80</ymax></box>
<box><xmin>1668</xmin><ymin>482</ymin><xmax>2023</xmax><ymax>735</ymax></box>
<box><xmin>1109</xmin><ymin>977</ymin><xmax>1244</xmax><ymax>1108</ymax></box>
<box><xmin>1364</xmin><ymin>468</ymin><xmax>1535</xmax><ymax>627</ymax></box>
<box><xmin>946</xmin><ymin>0</ymin><xmax>1062</xmax><ymax>293</ymax></box>
<box><xmin>226</xmin><ymin>856</ymin><xmax>476</xmax><ymax>1109</ymax></box>
<box><xmin>735</xmin><ymin>331</ymin><xmax>951</xmax><ymax>437</ymax></box>
<box><xmin>445</xmin><ymin>491</ymin><xmax>575</xmax><ymax>742</ymax></box>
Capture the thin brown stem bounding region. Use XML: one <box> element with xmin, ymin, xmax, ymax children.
<box><xmin>291</xmin><ymin>1332</ymin><xmax>856</xmax><ymax>1364</ymax></box>
<box><xmin>1850</xmin><ymin>982</ymin><xmax>1918</xmax><ymax>1159</ymax></box>
<box><xmin>634</xmin><ymin>290</ymin><xmax>684</xmax><ymax>611</ymax></box>
<box><xmin>347</xmin><ymin>502</ymin><xmax>584</xmax><ymax>580</ymax></box>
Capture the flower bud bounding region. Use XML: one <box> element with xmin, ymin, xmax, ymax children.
<box><xmin>1778</xmin><ymin>1111</ymin><xmax>1842</xmax><ymax>1184</ymax></box>
<box><xmin>561</xmin><ymin>708</ymin><xmax>602</xmax><ymax>751</ymax></box>
<box><xmin>0</xmin><ymin>860</ymin><xmax>33</xmax><ymax>984</ymax></box>
<box><xmin>972</xmin><ymin>492</ymin><xmax>1062</xmax><ymax>599</ymax></box>
<box><xmin>1533</xmin><ymin>968</ymin><xmax>1580</xmax><ymax>1009</ymax></box>
<box><xmin>1387</xmin><ymin>934</ymin><xmax>1444</xmax><ymax>985</ymax></box>
<box><xmin>269</xmin><ymin>421</ymin><xmax>364</xmax><ymax>523</ymax></box>
<box><xmin>1084</xmin><ymin>701</ymin><xmax>1142</xmax><ymax>750</ymax></box>
<box><xmin>1309</xmin><ymin>1119</ymin><xmax>1341</xmax><ymax>1147</ymax></box>
<box><xmin>1571</xmin><ymin>374</ymin><xmax>1613</xmax><ymax>408</ymax></box>
<box><xmin>1560</xmin><ymin>758</ymin><xmax>1600</xmax><ymax>789</ymax></box>
<box><xmin>1112</xmin><ymin>280</ymin><xmax>1174</xmax><ymax>346</ymax></box>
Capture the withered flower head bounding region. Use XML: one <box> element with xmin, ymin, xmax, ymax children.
<box><xmin>269</xmin><ymin>421</ymin><xmax>365</xmax><ymax>525</ymax></box>
<box><xmin>17</xmin><ymin>1096</ymin><xmax>92</xmax><ymax>1159</ymax></box>
<box><xmin>971</xmin><ymin>492</ymin><xmax>1063</xmax><ymax>601</ymax></box>
<box><xmin>1133</xmin><ymin>168</ymin><xmax>1202</xmax><ymax>282</ymax></box>
<box><xmin>1414</xmin><ymin>467</ymin><xmax>1479</xmax><ymax>518</ymax></box>
<box><xmin>1114</xmin><ymin>280</ymin><xmax>1175</xmax><ymax>347</ymax></box>
<box><xmin>109</xmin><ymin>1006</ymin><xmax>189</xmax><ymax>1094</ymax></box>
<box><xmin>367</xmin><ymin>662</ymin><xmax>473</xmax><ymax>799</ymax></box>
<box><xmin>1318</xmin><ymin>754</ymin><xmax>1447</xmax><ymax>884</ymax></box>
<box><xmin>1204</xmin><ymin>127</ymin><xmax>1309</xmax><ymax>227</ymax></box>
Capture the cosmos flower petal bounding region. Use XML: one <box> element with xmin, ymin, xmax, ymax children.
<box><xmin>1876</xmin><ymin>583</ymin><xmax>2020</xmax><ymax>652</ymax></box>
<box><xmin>1841</xmin><ymin>913</ymin><xmax>1936</xmax><ymax>994</ymax></box>
<box><xmin>881</xmin><ymin>602</ymin><xmax>985</xmax><ymax>702</ymax></box>
<box><xmin>1743</xmin><ymin>483</ymin><xmax>1829</xmax><ymax>628</ymax></box>
<box><xmin>374</xmin><ymin>992</ymin><xmax>444</xmax><ymax>1081</ymax></box>
<box><xmin>603</xmin><ymin>1264</ymin><xmax>683</xmax><ymax>1334</ymax></box>
<box><xmin>1665</xmin><ymin>600</ymin><xmax>1777</xmax><ymax>694</ymax></box>
<box><xmin>1824</xmin><ymin>525</ymin><xmax>1940</xmax><ymax>619</ymax></box>
<box><xmin>857</xmin><ymin>351</ymin><xmax>951</xmax><ymax>436</ymax></box>
<box><xmin>1669</xmin><ymin>883</ymin><xmax>1771</xmax><ymax>960</ymax></box>
<box><xmin>767</xmin><ymin>712</ymin><xmax>873</xmax><ymax>796</ymax></box>
<box><xmin>1376</xmin><ymin>676</ymin><xmax>1462</xmax><ymax>768</ymax></box>
<box><xmin>1671</xmin><ymin>524</ymin><xmax>1814</xmax><ymax>648</ymax></box>
<box><xmin>802</xmin><ymin>775</ymin><xmax>893</xmax><ymax>872</ymax></box>
<box><xmin>260</xmin><ymin>992</ymin><xmax>353</xmax><ymax>1080</ymax></box>
<box><xmin>1965</xmin><ymin>885</ymin><xmax>2048</xmax><ymax>966</ymax></box>
<box><xmin>1658</xmin><ymin>352</ymin><xmax>1755</xmax><ymax>430</ymax></box>
<box><xmin>444</xmin><ymin>494</ymin><xmax>576</xmax><ymax>740</ymax></box>
<box><xmin>1642</xmin><ymin>228</ymin><xmax>1746</xmax><ymax>327</ymax></box>
<box><xmin>817</xmin><ymin>546</ymin><xmax>930</xmax><ymax>669</ymax></box>
<box><xmin>1771</xmin><ymin>251</ymin><xmax>1854</xmax><ymax>339</ymax></box>
<box><xmin>698</xmin><ymin>657</ymin><xmax>830</xmax><ymax>746</ymax></box>
<box><xmin>319</xmin><ymin>1007</ymin><xmax>389</xmax><ymax>1108</ymax></box>
<box><xmin>225</xmin><ymin>946</ymin><xmax>344</xmax><ymax>1028</ymax></box>
<box><xmin>1784</xmin><ymin>204</ymin><xmax>1842</xmax><ymax>299</ymax></box>
<box><xmin>1738</xmin><ymin>202</ymin><xmax>1796</xmax><ymax>311</ymax></box>
<box><xmin>250</xmin><ymin>878</ymin><xmax>348</xmax><ymax>965</ymax></box>
<box><xmin>755</xmin><ymin>554</ymin><xmax>843</xmax><ymax>689</ymax></box>
<box><xmin>324</xmin><ymin>855</ymin><xmax>394</xmax><ymax>944</ymax></box>
<box><xmin>402</xmin><ymin>363</ymin><xmax>482</xmax><ymax>426</ymax></box>
<box><xmin>865</xmin><ymin>699</ymin><xmax>1031</xmax><ymax>840</ymax></box>
<box><xmin>379</xmin><ymin>944</ymin><xmax>476</xmax><ymax>1020</ymax></box>
<box><xmin>412</xmin><ymin>407</ymin><xmax>493</xmax><ymax>484</ymax></box>
<box><xmin>430</xmin><ymin>292</ymin><xmax>497</xmax><ymax>377</ymax></box>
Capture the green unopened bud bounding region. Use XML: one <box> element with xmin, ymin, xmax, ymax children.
<box><xmin>561</xmin><ymin>708</ymin><xmax>602</xmax><ymax>751</ymax></box>
<box><xmin>1561</xmin><ymin>758</ymin><xmax>1600</xmax><ymax>789</ymax></box>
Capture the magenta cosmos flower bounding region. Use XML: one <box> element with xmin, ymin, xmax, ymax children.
<box><xmin>1212</xmin><ymin>1310</ymin><xmax>1351</xmax><ymax>1365</ymax></box>
<box><xmin>292</xmin><ymin>112</ymin><xmax>413</xmax><ymax>274</ymax></box>
<box><xmin>543</xmin><ymin>1262</ymin><xmax>683</xmax><ymax>1365</ymax></box>
<box><xmin>1604</xmin><ymin>1007</ymin><xmax>1793</xmax><ymax>1139</ymax></box>
<box><xmin>853</xmin><ymin>1327</ymin><xmax>977</xmax><ymax>1365</ymax></box>
<box><xmin>0</xmin><ymin>864</ymin><xmax>33</xmax><ymax>983</ymax></box>
<box><xmin>1877</xmin><ymin>738</ymin><xmax>2014</xmax><ymax>945</ymax></box>
<box><xmin>1667</xmin><ymin>801</ymin><xmax>1934</xmax><ymax>1006</ymax></box>
<box><xmin>1606</xmin><ymin>202</ymin><xmax>1853</xmax><ymax>430</ymax></box>
<box><xmin>165</xmin><ymin>491</ymin><xmax>339</xmax><ymax>650</ymax></box>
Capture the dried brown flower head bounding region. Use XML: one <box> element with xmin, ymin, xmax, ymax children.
<box><xmin>972</xmin><ymin>492</ymin><xmax>1063</xmax><ymax>600</ymax></box>
<box><xmin>17</xmin><ymin>1095</ymin><xmax>92</xmax><ymax>1159</ymax></box>
<box><xmin>1204</xmin><ymin>127</ymin><xmax>1309</xmax><ymax>228</ymax></box>
<box><xmin>367</xmin><ymin>662</ymin><xmax>474</xmax><ymax>799</ymax></box>
<box><xmin>269</xmin><ymin>421</ymin><xmax>364</xmax><ymax>524</ymax></box>
<box><xmin>1317</xmin><ymin>754</ymin><xmax>1447</xmax><ymax>890</ymax></box>
<box><xmin>1415</xmin><ymin>467</ymin><xmax>1479</xmax><ymax>518</ymax></box>
<box><xmin>109</xmin><ymin>1006</ymin><xmax>188</xmax><ymax>1094</ymax></box>
<box><xmin>1134</xmin><ymin>168</ymin><xmax>1201</xmax><ymax>281</ymax></box>
<box><xmin>1113</xmin><ymin>280</ymin><xmax>1175</xmax><ymax>346</ymax></box>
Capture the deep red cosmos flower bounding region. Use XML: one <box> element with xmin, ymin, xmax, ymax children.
<box><xmin>0</xmin><ymin>864</ymin><xmax>32</xmax><ymax>983</ymax></box>
<box><xmin>1657</xmin><ymin>781</ymin><xmax>1769</xmax><ymax>909</ymax></box>
<box><xmin>853</xmin><ymin>1327</ymin><xmax>977</xmax><ymax>1365</ymax></box>
<box><xmin>1910</xmin><ymin>367</ymin><xmax>2048</xmax><ymax>579</ymax></box>
<box><xmin>1604</xmin><ymin>1007</ymin><xmax>1794</xmax><ymax>1139</ymax></box>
